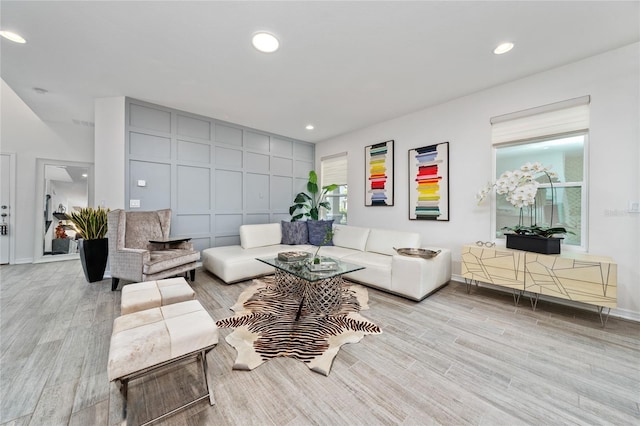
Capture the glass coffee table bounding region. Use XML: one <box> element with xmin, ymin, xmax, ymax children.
<box><xmin>256</xmin><ymin>256</ymin><xmax>364</xmax><ymax>320</ymax></box>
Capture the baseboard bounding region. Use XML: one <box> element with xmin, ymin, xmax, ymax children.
<box><xmin>14</xmin><ymin>257</ymin><xmax>34</xmax><ymax>264</ymax></box>
<box><xmin>450</xmin><ymin>274</ymin><xmax>640</xmax><ymax>323</ymax></box>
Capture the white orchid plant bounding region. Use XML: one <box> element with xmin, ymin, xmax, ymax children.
<box><xmin>477</xmin><ymin>162</ymin><xmax>570</xmax><ymax>238</ymax></box>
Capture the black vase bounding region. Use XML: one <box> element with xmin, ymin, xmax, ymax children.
<box><xmin>506</xmin><ymin>234</ymin><xmax>562</xmax><ymax>255</ymax></box>
<box><xmin>78</xmin><ymin>238</ymin><xmax>108</xmax><ymax>283</ymax></box>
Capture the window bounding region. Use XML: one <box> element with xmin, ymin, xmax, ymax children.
<box><xmin>495</xmin><ymin>134</ymin><xmax>586</xmax><ymax>246</ymax></box>
<box><xmin>491</xmin><ymin>96</ymin><xmax>589</xmax><ymax>248</ymax></box>
<box><xmin>321</xmin><ymin>153</ymin><xmax>348</xmax><ymax>224</ymax></box>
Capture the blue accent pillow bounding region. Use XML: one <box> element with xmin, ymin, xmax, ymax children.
<box><xmin>307</xmin><ymin>220</ymin><xmax>334</xmax><ymax>246</ymax></box>
<box><xmin>281</xmin><ymin>221</ymin><xmax>309</xmax><ymax>245</ymax></box>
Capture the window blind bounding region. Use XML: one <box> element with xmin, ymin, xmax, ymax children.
<box><xmin>321</xmin><ymin>152</ymin><xmax>348</xmax><ymax>186</ymax></box>
<box><xmin>491</xmin><ymin>95</ymin><xmax>590</xmax><ymax>145</ymax></box>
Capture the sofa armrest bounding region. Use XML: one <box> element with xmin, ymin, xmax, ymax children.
<box><xmin>391</xmin><ymin>248</ymin><xmax>452</xmax><ymax>300</ymax></box>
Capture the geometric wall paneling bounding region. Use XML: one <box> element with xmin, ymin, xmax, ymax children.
<box><xmin>215</xmin><ymin>124</ymin><xmax>243</xmax><ymax>146</ymax></box>
<box><xmin>215</xmin><ymin>214</ymin><xmax>243</xmax><ymax>234</ymax></box>
<box><xmin>177</xmin><ymin>114</ymin><xmax>211</xmax><ymax>140</ymax></box>
<box><xmin>129</xmin><ymin>103</ymin><xmax>172</xmax><ymax>133</ymax></box>
<box><xmin>294</xmin><ymin>176</ymin><xmax>308</xmax><ymax>195</ymax></box>
<box><xmin>244</xmin><ymin>213</ymin><xmax>271</xmax><ymax>225</ymax></box>
<box><xmin>246</xmin><ymin>152</ymin><xmax>270</xmax><ymax>173</ymax></box>
<box><xmin>215</xmin><ymin>235</ymin><xmax>240</xmax><ymax>247</ymax></box>
<box><xmin>126</xmin><ymin>98</ymin><xmax>314</xmax><ymax>250</ymax></box>
<box><xmin>130</xmin><ymin>132</ymin><xmax>171</xmax><ymax>159</ymax></box>
<box><xmin>270</xmin><ymin>175</ymin><xmax>293</xmax><ymax>211</ymax></box>
<box><xmin>245</xmin><ymin>173</ymin><xmax>270</xmax><ymax>211</ymax></box>
<box><xmin>244</xmin><ymin>131</ymin><xmax>270</xmax><ymax>152</ymax></box>
<box><xmin>294</xmin><ymin>142</ymin><xmax>314</xmax><ymax>161</ymax></box>
<box><xmin>271</xmin><ymin>137</ymin><xmax>293</xmax><ymax>156</ymax></box>
<box><xmin>178</xmin><ymin>140</ymin><xmax>211</xmax><ymax>164</ymax></box>
<box><xmin>215</xmin><ymin>169</ymin><xmax>243</xmax><ymax>211</ymax></box>
<box><xmin>271</xmin><ymin>212</ymin><xmax>291</xmax><ymax>223</ymax></box>
<box><xmin>215</xmin><ymin>146</ymin><xmax>242</xmax><ymax>168</ymax></box>
<box><xmin>129</xmin><ymin>160</ymin><xmax>171</xmax><ymax>211</ymax></box>
<box><xmin>190</xmin><ymin>237</ymin><xmax>212</xmax><ymax>253</ymax></box>
<box><xmin>272</xmin><ymin>156</ymin><xmax>293</xmax><ymax>175</ymax></box>
<box><xmin>177</xmin><ymin>166</ymin><xmax>210</xmax><ymax>211</ymax></box>
<box><xmin>294</xmin><ymin>159</ymin><xmax>314</xmax><ymax>178</ymax></box>
<box><xmin>173</xmin><ymin>213</ymin><xmax>211</xmax><ymax>235</ymax></box>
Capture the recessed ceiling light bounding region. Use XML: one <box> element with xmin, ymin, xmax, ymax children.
<box><xmin>252</xmin><ymin>32</ymin><xmax>279</xmax><ymax>53</ymax></box>
<box><xmin>0</xmin><ymin>30</ymin><xmax>26</xmax><ymax>44</ymax></box>
<box><xmin>305</xmin><ymin>124</ymin><xmax>314</xmax><ymax>130</ymax></box>
<box><xmin>494</xmin><ymin>42</ymin><xmax>514</xmax><ymax>55</ymax></box>
<box><xmin>81</xmin><ymin>173</ymin><xmax>88</xmax><ymax>178</ymax></box>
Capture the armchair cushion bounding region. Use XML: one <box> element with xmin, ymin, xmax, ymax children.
<box><xmin>144</xmin><ymin>249</ymin><xmax>200</xmax><ymax>275</ymax></box>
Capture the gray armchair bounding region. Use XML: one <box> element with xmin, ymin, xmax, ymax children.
<box><xmin>107</xmin><ymin>209</ymin><xmax>200</xmax><ymax>291</ymax></box>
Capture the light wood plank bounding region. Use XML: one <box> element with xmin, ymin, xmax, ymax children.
<box><xmin>0</xmin><ymin>260</ymin><xmax>639</xmax><ymax>426</ymax></box>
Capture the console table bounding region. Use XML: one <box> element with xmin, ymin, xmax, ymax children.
<box><xmin>461</xmin><ymin>244</ymin><xmax>617</xmax><ymax>325</ymax></box>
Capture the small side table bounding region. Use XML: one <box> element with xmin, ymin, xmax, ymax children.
<box><xmin>149</xmin><ymin>236</ymin><xmax>192</xmax><ymax>249</ymax></box>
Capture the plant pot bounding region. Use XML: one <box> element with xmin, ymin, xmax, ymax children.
<box><xmin>78</xmin><ymin>238</ymin><xmax>108</xmax><ymax>282</ymax></box>
<box><xmin>506</xmin><ymin>234</ymin><xmax>562</xmax><ymax>255</ymax></box>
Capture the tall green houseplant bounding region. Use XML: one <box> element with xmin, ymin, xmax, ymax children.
<box><xmin>289</xmin><ymin>170</ymin><xmax>338</xmax><ymax>221</ymax></box>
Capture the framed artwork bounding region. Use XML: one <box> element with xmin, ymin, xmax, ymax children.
<box><xmin>365</xmin><ymin>140</ymin><xmax>394</xmax><ymax>206</ymax></box>
<box><xmin>408</xmin><ymin>141</ymin><xmax>449</xmax><ymax>221</ymax></box>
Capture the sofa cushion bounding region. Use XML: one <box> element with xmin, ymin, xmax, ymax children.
<box><xmin>342</xmin><ymin>251</ymin><xmax>392</xmax><ymax>289</ymax></box>
<box><xmin>281</xmin><ymin>221</ymin><xmax>309</xmax><ymax>245</ymax></box>
<box><xmin>240</xmin><ymin>223</ymin><xmax>282</xmax><ymax>249</ymax></box>
<box><xmin>307</xmin><ymin>220</ymin><xmax>334</xmax><ymax>246</ymax></box>
<box><xmin>332</xmin><ymin>225</ymin><xmax>370</xmax><ymax>251</ymax></box>
<box><xmin>365</xmin><ymin>229</ymin><xmax>421</xmax><ymax>256</ymax></box>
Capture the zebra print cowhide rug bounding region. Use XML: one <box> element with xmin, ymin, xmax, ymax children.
<box><xmin>216</xmin><ymin>276</ymin><xmax>382</xmax><ymax>376</ymax></box>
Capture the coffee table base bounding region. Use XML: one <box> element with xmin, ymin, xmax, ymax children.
<box><xmin>274</xmin><ymin>269</ymin><xmax>343</xmax><ymax>319</ymax></box>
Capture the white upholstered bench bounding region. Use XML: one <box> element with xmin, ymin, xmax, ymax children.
<box><xmin>108</xmin><ymin>299</ymin><xmax>218</xmax><ymax>424</ymax></box>
<box><xmin>120</xmin><ymin>277</ymin><xmax>195</xmax><ymax>315</ymax></box>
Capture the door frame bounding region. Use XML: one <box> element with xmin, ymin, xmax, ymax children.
<box><xmin>0</xmin><ymin>152</ymin><xmax>17</xmax><ymax>264</ymax></box>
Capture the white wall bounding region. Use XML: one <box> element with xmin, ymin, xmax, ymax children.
<box><xmin>316</xmin><ymin>43</ymin><xmax>640</xmax><ymax>319</ymax></box>
<box><xmin>94</xmin><ymin>97</ymin><xmax>126</xmax><ymax>210</ymax></box>
<box><xmin>0</xmin><ymin>79</ymin><xmax>94</xmax><ymax>263</ymax></box>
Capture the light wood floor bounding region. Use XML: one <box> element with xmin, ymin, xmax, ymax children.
<box><xmin>1</xmin><ymin>260</ymin><xmax>639</xmax><ymax>425</ymax></box>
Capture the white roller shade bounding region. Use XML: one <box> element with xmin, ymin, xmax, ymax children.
<box><xmin>321</xmin><ymin>153</ymin><xmax>347</xmax><ymax>186</ymax></box>
<box><xmin>491</xmin><ymin>96</ymin><xmax>590</xmax><ymax>145</ymax></box>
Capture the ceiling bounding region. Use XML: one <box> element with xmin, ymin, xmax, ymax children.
<box><xmin>1</xmin><ymin>1</ymin><xmax>638</xmax><ymax>143</ymax></box>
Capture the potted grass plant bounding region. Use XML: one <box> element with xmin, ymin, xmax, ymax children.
<box><xmin>69</xmin><ymin>206</ymin><xmax>110</xmax><ymax>282</ymax></box>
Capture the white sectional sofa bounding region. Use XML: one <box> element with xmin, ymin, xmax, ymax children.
<box><xmin>202</xmin><ymin>223</ymin><xmax>451</xmax><ymax>301</ymax></box>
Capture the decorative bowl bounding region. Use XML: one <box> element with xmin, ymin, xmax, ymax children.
<box><xmin>393</xmin><ymin>247</ymin><xmax>441</xmax><ymax>259</ymax></box>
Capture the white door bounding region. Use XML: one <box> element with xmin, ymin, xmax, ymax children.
<box><xmin>0</xmin><ymin>154</ymin><xmax>12</xmax><ymax>264</ymax></box>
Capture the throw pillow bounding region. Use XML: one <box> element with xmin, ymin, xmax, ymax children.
<box><xmin>307</xmin><ymin>220</ymin><xmax>334</xmax><ymax>246</ymax></box>
<box><xmin>281</xmin><ymin>221</ymin><xmax>309</xmax><ymax>245</ymax></box>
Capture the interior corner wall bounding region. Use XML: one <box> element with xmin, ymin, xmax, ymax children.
<box><xmin>315</xmin><ymin>42</ymin><xmax>640</xmax><ymax>319</ymax></box>
<box><xmin>0</xmin><ymin>78</ymin><xmax>94</xmax><ymax>263</ymax></box>
<box><xmin>95</xmin><ymin>96</ymin><xmax>126</xmax><ymax>209</ymax></box>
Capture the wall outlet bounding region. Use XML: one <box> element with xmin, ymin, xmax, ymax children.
<box><xmin>629</xmin><ymin>201</ymin><xmax>640</xmax><ymax>213</ymax></box>
<box><xmin>129</xmin><ymin>199</ymin><xmax>141</xmax><ymax>208</ymax></box>
<box><xmin>137</xmin><ymin>180</ymin><xmax>146</xmax><ymax>187</ymax></box>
